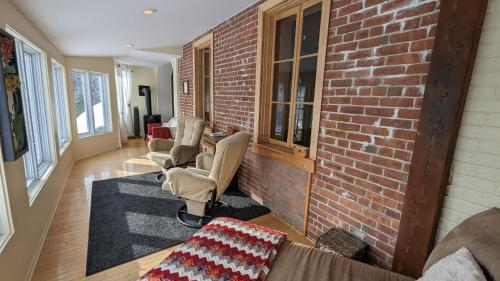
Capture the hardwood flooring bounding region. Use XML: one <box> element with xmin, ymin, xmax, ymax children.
<box><xmin>31</xmin><ymin>139</ymin><xmax>312</xmax><ymax>281</ymax></box>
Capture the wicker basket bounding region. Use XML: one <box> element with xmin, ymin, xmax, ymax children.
<box><xmin>315</xmin><ymin>228</ymin><xmax>368</xmax><ymax>261</ymax></box>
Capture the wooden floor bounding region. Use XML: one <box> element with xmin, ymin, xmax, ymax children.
<box><xmin>32</xmin><ymin>139</ymin><xmax>312</xmax><ymax>281</ymax></box>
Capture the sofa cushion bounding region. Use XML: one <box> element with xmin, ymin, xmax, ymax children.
<box><xmin>419</xmin><ymin>247</ymin><xmax>486</xmax><ymax>281</ymax></box>
<box><xmin>267</xmin><ymin>241</ymin><xmax>414</xmax><ymax>281</ymax></box>
<box><xmin>424</xmin><ymin>208</ymin><xmax>500</xmax><ymax>281</ymax></box>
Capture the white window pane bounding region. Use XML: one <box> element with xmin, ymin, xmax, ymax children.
<box><xmin>89</xmin><ymin>73</ymin><xmax>109</xmax><ymax>133</ymax></box>
<box><xmin>16</xmin><ymin>40</ymin><xmax>55</xmax><ymax>195</ymax></box>
<box><xmin>52</xmin><ymin>63</ymin><xmax>70</xmax><ymax>152</ymax></box>
<box><xmin>72</xmin><ymin>72</ymin><xmax>89</xmax><ymax>135</ymax></box>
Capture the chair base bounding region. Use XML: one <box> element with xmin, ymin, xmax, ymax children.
<box><xmin>156</xmin><ymin>172</ymin><xmax>165</xmax><ymax>182</ymax></box>
<box><xmin>176</xmin><ymin>201</ymin><xmax>232</xmax><ymax>228</ymax></box>
<box><xmin>156</xmin><ymin>161</ymin><xmax>197</xmax><ymax>183</ymax></box>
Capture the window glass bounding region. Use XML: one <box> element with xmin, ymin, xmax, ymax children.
<box><xmin>202</xmin><ymin>49</ymin><xmax>211</xmax><ymax>123</ymax></box>
<box><xmin>274</xmin><ymin>15</ymin><xmax>296</xmax><ymax>61</ymax></box>
<box><xmin>293</xmin><ymin>104</ymin><xmax>313</xmax><ymax>147</ymax></box>
<box><xmin>296</xmin><ymin>57</ymin><xmax>317</xmax><ymax>103</ymax></box>
<box><xmin>52</xmin><ymin>62</ymin><xmax>71</xmax><ymax>153</ymax></box>
<box><xmin>267</xmin><ymin>2</ymin><xmax>322</xmax><ymax>150</ymax></box>
<box><xmin>300</xmin><ymin>4</ymin><xmax>322</xmax><ymax>56</ymax></box>
<box><xmin>72</xmin><ymin>70</ymin><xmax>111</xmax><ymax>137</ymax></box>
<box><xmin>72</xmin><ymin>71</ymin><xmax>89</xmax><ymax>135</ymax></box>
<box><xmin>89</xmin><ymin>73</ymin><xmax>108</xmax><ymax>133</ymax></box>
<box><xmin>272</xmin><ymin>62</ymin><xmax>293</xmax><ymax>102</ymax></box>
<box><xmin>14</xmin><ymin>40</ymin><xmax>55</xmax><ymax>195</ymax></box>
<box><xmin>270</xmin><ymin>103</ymin><xmax>290</xmax><ymax>142</ymax></box>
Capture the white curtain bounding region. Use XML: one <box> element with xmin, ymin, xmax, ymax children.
<box><xmin>115</xmin><ymin>64</ymin><xmax>133</xmax><ymax>144</ymax></box>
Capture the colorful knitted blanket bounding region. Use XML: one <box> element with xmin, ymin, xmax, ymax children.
<box><xmin>138</xmin><ymin>217</ymin><xmax>287</xmax><ymax>281</ymax></box>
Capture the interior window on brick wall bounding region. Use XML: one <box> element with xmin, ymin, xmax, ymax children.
<box><xmin>193</xmin><ymin>33</ymin><xmax>213</xmax><ymax>128</ymax></box>
<box><xmin>255</xmin><ymin>0</ymin><xmax>329</xmax><ymax>160</ymax></box>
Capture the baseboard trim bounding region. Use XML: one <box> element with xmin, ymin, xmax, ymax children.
<box><xmin>24</xmin><ymin>161</ymin><xmax>75</xmax><ymax>281</ymax></box>
<box><xmin>75</xmin><ymin>144</ymin><xmax>121</xmax><ymax>162</ymax></box>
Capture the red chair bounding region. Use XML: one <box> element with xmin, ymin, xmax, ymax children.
<box><xmin>147</xmin><ymin>123</ymin><xmax>172</xmax><ymax>141</ymax></box>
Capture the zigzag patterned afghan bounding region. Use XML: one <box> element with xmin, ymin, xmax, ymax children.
<box><xmin>138</xmin><ymin>217</ymin><xmax>287</xmax><ymax>281</ymax></box>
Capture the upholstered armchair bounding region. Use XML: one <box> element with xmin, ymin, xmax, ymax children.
<box><xmin>147</xmin><ymin>117</ymin><xmax>205</xmax><ymax>181</ymax></box>
<box><xmin>164</xmin><ymin>132</ymin><xmax>251</xmax><ymax>227</ymax></box>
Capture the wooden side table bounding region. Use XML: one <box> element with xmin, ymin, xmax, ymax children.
<box><xmin>201</xmin><ymin>134</ymin><xmax>226</xmax><ymax>155</ymax></box>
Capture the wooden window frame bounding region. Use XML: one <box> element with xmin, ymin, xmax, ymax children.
<box><xmin>253</xmin><ymin>0</ymin><xmax>330</xmax><ymax>163</ymax></box>
<box><xmin>192</xmin><ymin>33</ymin><xmax>214</xmax><ymax>128</ymax></box>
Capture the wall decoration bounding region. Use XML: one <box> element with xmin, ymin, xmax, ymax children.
<box><xmin>183</xmin><ymin>80</ymin><xmax>189</xmax><ymax>94</ymax></box>
<box><xmin>0</xmin><ymin>29</ymin><xmax>28</xmax><ymax>161</ymax></box>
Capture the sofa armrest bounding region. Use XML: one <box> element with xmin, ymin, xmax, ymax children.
<box><xmin>196</xmin><ymin>153</ymin><xmax>214</xmax><ymax>171</ymax></box>
<box><xmin>148</xmin><ymin>138</ymin><xmax>175</xmax><ymax>152</ymax></box>
<box><xmin>170</xmin><ymin>145</ymin><xmax>199</xmax><ymax>166</ymax></box>
<box><xmin>164</xmin><ymin>168</ymin><xmax>216</xmax><ymax>202</ymax></box>
<box><xmin>151</xmin><ymin>126</ymin><xmax>172</xmax><ymax>139</ymax></box>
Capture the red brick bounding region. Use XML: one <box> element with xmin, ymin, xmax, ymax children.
<box><xmin>376</xmin><ymin>43</ymin><xmax>409</xmax><ymax>56</ymax></box>
<box><xmin>338</xmin><ymin>2</ymin><xmax>363</xmax><ymax>17</ymax></box>
<box><xmin>396</xmin><ymin>2</ymin><xmax>437</xmax><ymax>19</ymax></box>
<box><xmin>389</xmin><ymin>29</ymin><xmax>427</xmax><ymax>43</ymax></box>
<box><xmin>386</xmin><ymin>53</ymin><xmax>422</xmax><ymax>65</ymax></box>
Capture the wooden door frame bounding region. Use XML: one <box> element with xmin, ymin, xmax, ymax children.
<box><xmin>392</xmin><ymin>0</ymin><xmax>488</xmax><ymax>278</ymax></box>
<box><xmin>192</xmin><ymin>32</ymin><xmax>214</xmax><ymax>128</ymax></box>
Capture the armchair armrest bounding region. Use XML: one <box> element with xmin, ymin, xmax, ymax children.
<box><xmin>170</xmin><ymin>145</ymin><xmax>199</xmax><ymax>166</ymax></box>
<box><xmin>147</xmin><ymin>123</ymin><xmax>162</xmax><ymax>135</ymax></box>
<box><xmin>196</xmin><ymin>153</ymin><xmax>214</xmax><ymax>171</ymax></box>
<box><xmin>165</xmin><ymin>168</ymin><xmax>216</xmax><ymax>202</ymax></box>
<box><xmin>148</xmin><ymin>138</ymin><xmax>175</xmax><ymax>152</ymax></box>
<box><xmin>151</xmin><ymin>126</ymin><xmax>172</xmax><ymax>139</ymax></box>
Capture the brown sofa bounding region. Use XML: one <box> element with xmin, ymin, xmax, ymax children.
<box><xmin>267</xmin><ymin>208</ymin><xmax>500</xmax><ymax>281</ymax></box>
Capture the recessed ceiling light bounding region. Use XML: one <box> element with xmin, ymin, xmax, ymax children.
<box><xmin>142</xmin><ymin>8</ymin><xmax>157</xmax><ymax>15</ymax></box>
<box><xmin>123</xmin><ymin>43</ymin><xmax>135</xmax><ymax>48</ymax></box>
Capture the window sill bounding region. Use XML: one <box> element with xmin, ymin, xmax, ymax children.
<box><xmin>78</xmin><ymin>130</ymin><xmax>112</xmax><ymax>139</ymax></box>
<box><xmin>27</xmin><ymin>163</ymin><xmax>56</xmax><ymax>206</ymax></box>
<box><xmin>251</xmin><ymin>143</ymin><xmax>315</xmax><ymax>173</ymax></box>
<box><xmin>0</xmin><ymin>231</ymin><xmax>14</xmax><ymax>254</ymax></box>
<box><xmin>59</xmin><ymin>141</ymin><xmax>72</xmax><ymax>156</ymax></box>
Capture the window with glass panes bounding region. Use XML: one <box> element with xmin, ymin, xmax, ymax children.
<box><xmin>192</xmin><ymin>33</ymin><xmax>213</xmax><ymax>127</ymax></box>
<box><xmin>52</xmin><ymin>61</ymin><xmax>71</xmax><ymax>153</ymax></box>
<box><xmin>12</xmin><ymin>35</ymin><xmax>55</xmax><ymax>195</ymax></box>
<box><xmin>268</xmin><ymin>2</ymin><xmax>322</xmax><ymax>149</ymax></box>
<box><xmin>72</xmin><ymin>70</ymin><xmax>111</xmax><ymax>137</ymax></box>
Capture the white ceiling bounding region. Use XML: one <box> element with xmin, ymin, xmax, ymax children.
<box><xmin>11</xmin><ymin>0</ymin><xmax>256</xmax><ymax>65</ymax></box>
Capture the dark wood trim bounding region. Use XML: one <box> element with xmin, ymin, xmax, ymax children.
<box><xmin>392</xmin><ymin>0</ymin><xmax>488</xmax><ymax>278</ymax></box>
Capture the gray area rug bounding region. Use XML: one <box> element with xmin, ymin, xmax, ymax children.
<box><xmin>86</xmin><ymin>172</ymin><xmax>270</xmax><ymax>275</ymax></box>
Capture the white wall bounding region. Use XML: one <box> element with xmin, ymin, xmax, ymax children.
<box><xmin>437</xmin><ymin>0</ymin><xmax>500</xmax><ymax>241</ymax></box>
<box><xmin>130</xmin><ymin>65</ymin><xmax>158</xmax><ymax>137</ymax></box>
<box><xmin>0</xmin><ymin>1</ymin><xmax>75</xmax><ymax>280</ymax></box>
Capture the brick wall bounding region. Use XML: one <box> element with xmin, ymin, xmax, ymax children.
<box><xmin>178</xmin><ymin>0</ymin><xmax>441</xmax><ymax>268</ymax></box>
<box><xmin>436</xmin><ymin>0</ymin><xmax>500</xmax><ymax>242</ymax></box>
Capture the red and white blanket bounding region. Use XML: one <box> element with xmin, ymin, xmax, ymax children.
<box><xmin>138</xmin><ymin>217</ymin><xmax>287</xmax><ymax>281</ymax></box>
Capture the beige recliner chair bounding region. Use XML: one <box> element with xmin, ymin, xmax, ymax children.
<box><xmin>164</xmin><ymin>132</ymin><xmax>251</xmax><ymax>227</ymax></box>
<box><xmin>147</xmin><ymin>117</ymin><xmax>205</xmax><ymax>181</ymax></box>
